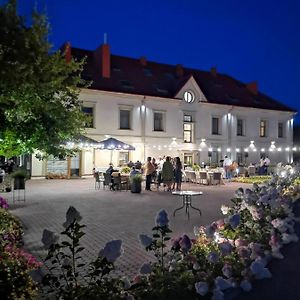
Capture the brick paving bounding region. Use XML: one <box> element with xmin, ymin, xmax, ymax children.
<box><xmin>2</xmin><ymin>178</ymin><xmax>247</xmax><ymax>278</ymax></box>
<box><xmin>3</xmin><ymin>178</ymin><xmax>300</xmax><ymax>300</ymax></box>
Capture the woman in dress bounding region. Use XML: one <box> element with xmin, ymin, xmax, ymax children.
<box><xmin>162</xmin><ymin>156</ymin><xmax>174</xmax><ymax>191</ymax></box>
<box><xmin>174</xmin><ymin>157</ymin><xmax>183</xmax><ymax>191</ymax></box>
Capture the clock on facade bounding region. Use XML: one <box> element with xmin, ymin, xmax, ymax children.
<box><xmin>183</xmin><ymin>91</ymin><xmax>195</xmax><ymax>103</ymax></box>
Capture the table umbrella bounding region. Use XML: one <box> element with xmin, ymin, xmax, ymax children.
<box><xmin>97</xmin><ymin>137</ymin><xmax>135</xmax><ymax>163</ymax></box>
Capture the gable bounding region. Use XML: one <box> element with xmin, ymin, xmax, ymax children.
<box><xmin>175</xmin><ymin>76</ymin><xmax>207</xmax><ymax>104</ymax></box>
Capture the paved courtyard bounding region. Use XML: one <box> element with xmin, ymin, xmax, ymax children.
<box><xmin>2</xmin><ymin>179</ymin><xmax>300</xmax><ymax>300</ymax></box>
<box><xmin>2</xmin><ymin>179</ymin><xmax>247</xmax><ymax>277</ymax></box>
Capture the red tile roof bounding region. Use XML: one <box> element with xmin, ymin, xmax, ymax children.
<box><xmin>71</xmin><ymin>46</ymin><xmax>295</xmax><ymax>112</ymax></box>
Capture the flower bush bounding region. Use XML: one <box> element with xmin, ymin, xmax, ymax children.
<box><xmin>35</xmin><ymin>164</ymin><xmax>300</xmax><ymax>299</ymax></box>
<box><xmin>0</xmin><ymin>195</ymin><xmax>9</xmax><ymax>209</ymax></box>
<box><xmin>0</xmin><ymin>243</ymin><xmax>42</xmax><ymax>299</ymax></box>
<box><xmin>132</xmin><ymin>164</ymin><xmax>300</xmax><ymax>299</ymax></box>
<box><xmin>40</xmin><ymin>206</ymin><xmax>127</xmax><ymax>299</ymax></box>
<box><xmin>232</xmin><ymin>176</ymin><xmax>272</xmax><ymax>184</ymax></box>
<box><xmin>0</xmin><ymin>202</ymin><xmax>41</xmax><ymax>299</ymax></box>
<box><xmin>0</xmin><ymin>207</ymin><xmax>23</xmax><ymax>245</ymax></box>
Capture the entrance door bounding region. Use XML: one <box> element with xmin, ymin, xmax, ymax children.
<box><xmin>183</xmin><ymin>153</ymin><xmax>193</xmax><ymax>168</ymax></box>
<box><xmin>69</xmin><ymin>154</ymin><xmax>80</xmax><ymax>177</ymax></box>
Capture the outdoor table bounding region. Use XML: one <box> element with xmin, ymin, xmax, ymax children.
<box><xmin>172</xmin><ymin>191</ymin><xmax>203</xmax><ymax>219</ymax></box>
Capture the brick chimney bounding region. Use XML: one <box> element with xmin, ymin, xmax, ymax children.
<box><xmin>176</xmin><ymin>64</ymin><xmax>184</xmax><ymax>77</ymax></box>
<box><xmin>246</xmin><ymin>81</ymin><xmax>258</xmax><ymax>95</ymax></box>
<box><xmin>95</xmin><ymin>42</ymin><xmax>111</xmax><ymax>78</ymax></box>
<box><xmin>64</xmin><ymin>42</ymin><xmax>72</xmax><ymax>63</ymax></box>
<box><xmin>139</xmin><ymin>56</ymin><xmax>147</xmax><ymax>66</ymax></box>
<box><xmin>210</xmin><ymin>66</ymin><xmax>217</xmax><ymax>77</ymax></box>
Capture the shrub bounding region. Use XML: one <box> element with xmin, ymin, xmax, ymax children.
<box><xmin>192</xmin><ymin>164</ymin><xmax>200</xmax><ymax>171</ymax></box>
<box><xmin>0</xmin><ymin>244</ymin><xmax>41</xmax><ymax>299</ymax></box>
<box><xmin>130</xmin><ymin>174</ymin><xmax>143</xmax><ymax>184</ymax></box>
<box><xmin>0</xmin><ymin>207</ymin><xmax>41</xmax><ymax>299</ymax></box>
<box><xmin>10</xmin><ymin>168</ymin><xmax>27</xmax><ymax>179</ymax></box>
<box><xmin>232</xmin><ymin>176</ymin><xmax>272</xmax><ymax>184</ymax></box>
<box><xmin>0</xmin><ymin>207</ymin><xmax>23</xmax><ymax>245</ymax></box>
<box><xmin>120</xmin><ymin>166</ymin><xmax>131</xmax><ymax>174</ymax></box>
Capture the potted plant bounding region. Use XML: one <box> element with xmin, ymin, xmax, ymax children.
<box><xmin>120</xmin><ymin>166</ymin><xmax>131</xmax><ymax>174</ymax></box>
<box><xmin>192</xmin><ymin>164</ymin><xmax>200</xmax><ymax>171</ymax></box>
<box><xmin>11</xmin><ymin>168</ymin><xmax>27</xmax><ymax>190</ymax></box>
<box><xmin>130</xmin><ymin>174</ymin><xmax>143</xmax><ymax>193</ymax></box>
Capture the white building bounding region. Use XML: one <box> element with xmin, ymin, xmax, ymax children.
<box><xmin>32</xmin><ymin>42</ymin><xmax>296</xmax><ymax>178</ymax></box>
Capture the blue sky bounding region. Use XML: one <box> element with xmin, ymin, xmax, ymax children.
<box><xmin>9</xmin><ymin>0</ymin><xmax>300</xmax><ymax>122</ymax></box>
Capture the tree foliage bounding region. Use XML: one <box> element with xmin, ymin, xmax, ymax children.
<box><xmin>0</xmin><ymin>0</ymin><xmax>88</xmax><ymax>158</ymax></box>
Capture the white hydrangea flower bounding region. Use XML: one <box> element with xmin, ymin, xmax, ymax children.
<box><xmin>195</xmin><ymin>281</ymin><xmax>209</xmax><ymax>296</ymax></box>
<box><xmin>240</xmin><ymin>279</ymin><xmax>252</xmax><ymax>292</ymax></box>
<box><xmin>41</xmin><ymin>229</ymin><xmax>59</xmax><ymax>249</ymax></box>
<box><xmin>99</xmin><ymin>239</ymin><xmax>123</xmax><ymax>263</ymax></box>
<box><xmin>139</xmin><ymin>234</ymin><xmax>153</xmax><ymax>247</ymax></box>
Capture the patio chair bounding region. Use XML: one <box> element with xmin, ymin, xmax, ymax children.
<box><xmin>211</xmin><ymin>172</ymin><xmax>222</xmax><ymax>185</ymax></box>
<box><xmin>237</xmin><ymin>167</ymin><xmax>245</xmax><ymax>177</ymax></box>
<box><xmin>199</xmin><ymin>171</ymin><xmax>208</xmax><ymax>185</ymax></box>
<box><xmin>94</xmin><ymin>172</ymin><xmax>102</xmax><ymax>189</ymax></box>
<box><xmin>103</xmin><ymin>173</ymin><xmax>112</xmax><ymax>190</ymax></box>
<box><xmin>112</xmin><ymin>175</ymin><xmax>129</xmax><ymax>191</ymax></box>
<box><xmin>186</xmin><ymin>171</ymin><xmax>196</xmax><ymax>183</ymax></box>
<box><xmin>248</xmin><ymin>166</ymin><xmax>256</xmax><ymax>177</ymax></box>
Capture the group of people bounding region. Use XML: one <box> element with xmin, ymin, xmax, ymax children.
<box><xmin>222</xmin><ymin>154</ymin><xmax>271</xmax><ymax>179</ymax></box>
<box><xmin>97</xmin><ymin>156</ymin><xmax>183</xmax><ymax>192</ymax></box>
<box><xmin>222</xmin><ymin>155</ymin><xmax>239</xmax><ymax>179</ymax></box>
<box><xmin>258</xmin><ymin>156</ymin><xmax>270</xmax><ymax>175</ymax></box>
<box><xmin>143</xmin><ymin>156</ymin><xmax>183</xmax><ymax>191</ymax></box>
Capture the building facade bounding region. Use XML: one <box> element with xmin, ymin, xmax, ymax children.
<box><xmin>31</xmin><ymin>42</ymin><xmax>296</xmax><ymax>177</ymax></box>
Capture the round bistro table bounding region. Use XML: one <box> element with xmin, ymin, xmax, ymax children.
<box><xmin>172</xmin><ymin>190</ymin><xmax>203</xmax><ymax>219</ymax></box>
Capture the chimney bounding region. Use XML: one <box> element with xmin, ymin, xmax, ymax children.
<box><xmin>101</xmin><ymin>43</ymin><xmax>111</xmax><ymax>78</ymax></box>
<box><xmin>139</xmin><ymin>56</ymin><xmax>147</xmax><ymax>66</ymax></box>
<box><xmin>176</xmin><ymin>64</ymin><xmax>184</xmax><ymax>77</ymax></box>
<box><xmin>64</xmin><ymin>42</ymin><xmax>72</xmax><ymax>63</ymax></box>
<box><xmin>210</xmin><ymin>66</ymin><xmax>217</xmax><ymax>77</ymax></box>
<box><xmin>94</xmin><ymin>40</ymin><xmax>111</xmax><ymax>78</ymax></box>
<box><xmin>246</xmin><ymin>81</ymin><xmax>258</xmax><ymax>95</ymax></box>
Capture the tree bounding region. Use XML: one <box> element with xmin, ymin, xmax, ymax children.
<box><xmin>0</xmin><ymin>0</ymin><xmax>88</xmax><ymax>158</ymax></box>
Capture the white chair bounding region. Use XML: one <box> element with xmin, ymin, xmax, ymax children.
<box><xmin>199</xmin><ymin>171</ymin><xmax>208</xmax><ymax>185</ymax></box>
<box><xmin>248</xmin><ymin>166</ymin><xmax>256</xmax><ymax>176</ymax></box>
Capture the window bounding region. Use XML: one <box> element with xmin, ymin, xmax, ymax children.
<box><xmin>119</xmin><ymin>151</ymin><xmax>129</xmax><ymax>166</ymax></box>
<box><xmin>237</xmin><ymin>119</ymin><xmax>244</xmax><ymax>136</ymax></box>
<box><xmin>153</xmin><ymin>112</ymin><xmax>164</xmax><ymax>131</ymax></box>
<box><xmin>120</xmin><ymin>80</ymin><xmax>134</xmax><ymax>90</ymax></box>
<box><xmin>155</xmin><ymin>87</ymin><xmax>169</xmax><ymax>95</ymax></box>
<box><xmin>184</xmin><ymin>124</ymin><xmax>192</xmax><ymax>143</ymax></box>
<box><xmin>183</xmin><ymin>114</ymin><xmax>193</xmax><ymax>143</ymax></box>
<box><xmin>184</xmin><ymin>115</ymin><xmax>192</xmax><ymax>122</ymax></box>
<box><xmin>278</xmin><ymin>122</ymin><xmax>284</xmax><ymax>138</ymax></box>
<box><xmin>212</xmin><ymin>117</ymin><xmax>220</xmax><ymax>135</ymax></box>
<box><xmin>120</xmin><ymin>109</ymin><xmax>131</xmax><ymax>129</ymax></box>
<box><xmin>143</xmin><ymin>68</ymin><xmax>152</xmax><ymax>77</ymax></box>
<box><xmin>260</xmin><ymin>120</ymin><xmax>267</xmax><ymax>137</ymax></box>
<box><xmin>211</xmin><ymin>150</ymin><xmax>220</xmax><ymax>166</ymax></box>
<box><xmin>183</xmin><ymin>91</ymin><xmax>195</xmax><ymax>103</ymax></box>
<box><xmin>82</xmin><ymin>106</ymin><xmax>94</xmax><ymax>128</ymax></box>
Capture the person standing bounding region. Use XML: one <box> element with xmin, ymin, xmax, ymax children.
<box><xmin>259</xmin><ymin>157</ymin><xmax>265</xmax><ymax>175</ymax></box>
<box><xmin>223</xmin><ymin>155</ymin><xmax>232</xmax><ymax>179</ymax></box>
<box><xmin>264</xmin><ymin>156</ymin><xmax>270</xmax><ymax>175</ymax></box>
<box><xmin>174</xmin><ymin>157</ymin><xmax>183</xmax><ymax>191</ymax></box>
<box><xmin>162</xmin><ymin>156</ymin><xmax>174</xmax><ymax>191</ymax></box>
<box><xmin>145</xmin><ymin>157</ymin><xmax>155</xmax><ymax>191</ymax></box>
